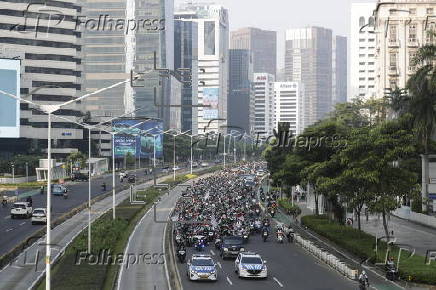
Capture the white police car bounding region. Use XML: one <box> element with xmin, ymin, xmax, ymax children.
<box><xmin>234</xmin><ymin>252</ymin><xmax>267</xmax><ymax>279</ymax></box>
<box><xmin>187</xmin><ymin>254</ymin><xmax>218</xmax><ymax>281</ymax></box>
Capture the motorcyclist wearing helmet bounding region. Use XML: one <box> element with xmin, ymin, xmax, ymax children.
<box><xmin>358</xmin><ymin>270</ymin><xmax>369</xmax><ymax>289</ymax></box>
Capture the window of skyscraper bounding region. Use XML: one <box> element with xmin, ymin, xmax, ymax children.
<box><xmin>204</xmin><ymin>21</ymin><xmax>216</xmax><ymax>55</ymax></box>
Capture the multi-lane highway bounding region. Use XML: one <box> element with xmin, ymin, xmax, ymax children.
<box><xmin>0</xmin><ymin>166</ymin><xmax>178</xmax><ymax>257</ymax></box>
<box><xmin>176</xmin><ymin>232</ymin><xmax>356</xmax><ymax>290</ymax></box>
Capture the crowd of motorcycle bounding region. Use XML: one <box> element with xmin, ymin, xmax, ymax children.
<box><xmin>171</xmin><ymin>164</ymin><xmax>295</xmax><ymax>264</ymax></box>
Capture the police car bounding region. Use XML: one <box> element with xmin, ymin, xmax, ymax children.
<box><xmin>187</xmin><ymin>254</ymin><xmax>218</xmax><ymax>281</ymax></box>
<box><xmin>234</xmin><ymin>252</ymin><xmax>267</xmax><ymax>279</ymax></box>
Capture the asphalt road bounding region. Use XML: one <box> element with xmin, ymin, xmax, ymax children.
<box><xmin>0</xmin><ymin>166</ymin><xmax>187</xmax><ymax>257</ymax></box>
<box><xmin>176</xmin><ymin>224</ymin><xmax>357</xmax><ymax>290</ymax></box>
<box><xmin>117</xmin><ymin>178</ymin><xmax>195</xmax><ymax>290</ymax></box>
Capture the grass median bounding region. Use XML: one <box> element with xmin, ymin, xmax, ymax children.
<box><xmin>36</xmin><ymin>167</ymin><xmax>221</xmax><ymax>290</ymax></box>
<box><xmin>301</xmin><ymin>215</ymin><xmax>436</xmax><ymax>285</ymax></box>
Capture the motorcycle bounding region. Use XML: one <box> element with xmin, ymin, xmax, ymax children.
<box><xmin>177</xmin><ymin>248</ymin><xmax>186</xmax><ymax>263</ymax></box>
<box><xmin>242</xmin><ymin>231</ymin><xmax>249</xmax><ymax>243</ymax></box>
<box><xmin>262</xmin><ymin>230</ymin><xmax>268</xmax><ymax>242</ymax></box>
<box><xmin>208</xmin><ymin>231</ymin><xmax>215</xmax><ymax>242</ymax></box>
<box><xmin>255</xmin><ymin>208</ymin><xmax>261</xmax><ymax>216</ymax></box>
<box><xmin>359</xmin><ymin>280</ymin><xmax>369</xmax><ymax>290</ymax></box>
<box><xmin>214</xmin><ymin>238</ymin><xmax>222</xmax><ymax>249</ymax></box>
<box><xmin>269</xmin><ymin>208</ymin><xmax>276</xmax><ymax>218</ymax></box>
<box><xmin>385</xmin><ymin>263</ymin><xmax>399</xmax><ymax>281</ymax></box>
<box><xmin>277</xmin><ymin>233</ymin><xmax>284</xmax><ymax>243</ymax></box>
<box><xmin>63</xmin><ymin>192</ymin><xmax>68</xmax><ymax>199</ymax></box>
<box><xmin>195</xmin><ymin>239</ymin><xmax>205</xmax><ymax>252</ymax></box>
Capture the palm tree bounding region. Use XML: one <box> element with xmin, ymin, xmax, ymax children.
<box><xmin>406</xmin><ymin>29</ymin><xmax>436</xmax><ymax>212</ymax></box>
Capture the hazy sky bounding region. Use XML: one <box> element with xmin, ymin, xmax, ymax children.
<box><xmin>175</xmin><ymin>0</ymin><xmax>377</xmax><ymax>69</ymax></box>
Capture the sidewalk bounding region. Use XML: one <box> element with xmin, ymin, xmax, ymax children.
<box><xmin>0</xmin><ymin>173</ymin><xmax>173</xmax><ymax>290</ymax></box>
<box><xmin>352</xmin><ymin>213</ymin><xmax>436</xmax><ymax>257</ymax></box>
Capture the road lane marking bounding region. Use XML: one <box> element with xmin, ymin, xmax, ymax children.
<box><xmin>19</xmin><ymin>222</ymin><xmax>25</xmax><ymax>226</ymax></box>
<box><xmin>217</xmin><ymin>262</ymin><xmax>222</xmax><ymax>269</ymax></box>
<box><xmin>210</xmin><ymin>249</ymin><xmax>215</xmax><ymax>256</ymax></box>
<box><xmin>226</xmin><ymin>276</ymin><xmax>233</xmax><ymax>285</ymax></box>
<box><xmin>273</xmin><ymin>277</ymin><xmax>284</xmax><ymax>288</ymax></box>
<box><xmin>4</xmin><ymin>216</ymin><xmax>10</xmax><ymax>220</ymax></box>
<box><xmin>6</xmin><ymin>228</ymin><xmax>13</xmax><ymax>232</ymax></box>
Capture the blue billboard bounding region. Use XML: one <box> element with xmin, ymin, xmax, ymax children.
<box><xmin>0</xmin><ymin>59</ymin><xmax>20</xmax><ymax>138</ymax></box>
<box><xmin>112</xmin><ymin>119</ymin><xmax>163</xmax><ymax>159</ymax></box>
<box><xmin>203</xmin><ymin>87</ymin><xmax>219</xmax><ymax>120</ymax></box>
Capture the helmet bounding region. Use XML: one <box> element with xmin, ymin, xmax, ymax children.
<box><xmin>361</xmin><ymin>270</ymin><xmax>366</xmax><ymax>275</ymax></box>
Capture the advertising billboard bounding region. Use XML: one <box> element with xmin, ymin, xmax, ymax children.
<box><xmin>112</xmin><ymin>119</ymin><xmax>163</xmax><ymax>159</ymax></box>
<box><xmin>202</xmin><ymin>87</ymin><xmax>219</xmax><ymax>120</ymax></box>
<box><xmin>0</xmin><ymin>59</ymin><xmax>20</xmax><ymax>138</ymax></box>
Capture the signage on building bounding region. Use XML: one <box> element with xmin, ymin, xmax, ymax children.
<box><xmin>256</xmin><ymin>76</ymin><xmax>267</xmax><ymax>81</ymax></box>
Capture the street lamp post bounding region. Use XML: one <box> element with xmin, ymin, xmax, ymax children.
<box><xmin>223</xmin><ymin>134</ymin><xmax>226</xmax><ymax>169</ymax></box>
<box><xmin>0</xmin><ymin>72</ymin><xmax>144</xmax><ymax>290</ymax></box>
<box><xmin>25</xmin><ymin>162</ymin><xmax>29</xmax><ymax>182</ymax></box>
<box><xmin>11</xmin><ymin>163</ymin><xmax>15</xmax><ymax>184</ymax></box>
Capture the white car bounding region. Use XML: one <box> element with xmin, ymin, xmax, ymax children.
<box><xmin>11</xmin><ymin>202</ymin><xmax>32</xmax><ymax>219</ymax></box>
<box><xmin>31</xmin><ymin>208</ymin><xmax>47</xmax><ymax>224</ymax></box>
<box><xmin>200</xmin><ymin>162</ymin><xmax>209</xmax><ymax>167</ymax></box>
<box><xmin>234</xmin><ymin>252</ymin><xmax>267</xmax><ymax>279</ymax></box>
<box><xmin>187</xmin><ymin>254</ymin><xmax>218</xmax><ymax>281</ymax></box>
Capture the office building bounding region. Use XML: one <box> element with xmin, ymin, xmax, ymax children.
<box><xmin>274</xmin><ymin>82</ymin><xmax>302</xmax><ymax>135</ymax></box>
<box><xmin>350</xmin><ymin>1</ymin><xmax>377</xmax><ymax>100</ymax></box>
<box><xmin>231</xmin><ymin>27</ymin><xmax>277</xmax><ymax>77</ymax></box>
<box><xmin>175</xmin><ymin>4</ymin><xmax>229</xmax><ymax>134</ymax></box>
<box><xmin>374</xmin><ymin>0</ymin><xmax>436</xmax><ymax>99</ymax></box>
<box><xmin>285</xmin><ymin>26</ymin><xmax>332</xmax><ymax>129</ymax></box>
<box><xmin>0</xmin><ymin>0</ymin><xmax>83</xmax><ymax>156</ymax></box>
<box><xmin>174</xmin><ymin>18</ymin><xmax>199</xmax><ymax>134</ymax></box>
<box><xmin>253</xmin><ymin>73</ymin><xmax>275</xmax><ymax>138</ymax></box>
<box><xmin>228</xmin><ymin>49</ymin><xmax>254</xmax><ymax>135</ymax></box>
<box><xmin>332</xmin><ymin>35</ymin><xmax>347</xmax><ymax>105</ymax></box>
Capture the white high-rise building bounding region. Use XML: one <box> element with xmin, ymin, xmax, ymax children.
<box><xmin>175</xmin><ymin>4</ymin><xmax>229</xmax><ymax>133</ymax></box>
<box><xmin>350</xmin><ymin>1</ymin><xmax>377</xmax><ymax>100</ymax></box>
<box><xmin>253</xmin><ymin>73</ymin><xmax>275</xmax><ymax>137</ymax></box>
<box><xmin>374</xmin><ymin>0</ymin><xmax>436</xmax><ymax>99</ymax></box>
<box><xmin>285</xmin><ymin>27</ymin><xmax>332</xmax><ymax>129</ymax></box>
<box><xmin>274</xmin><ymin>82</ymin><xmax>303</xmax><ymax>135</ymax></box>
<box><xmin>0</xmin><ymin>0</ymin><xmax>83</xmax><ymax>156</ymax></box>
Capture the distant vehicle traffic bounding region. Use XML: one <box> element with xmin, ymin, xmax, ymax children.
<box><xmin>11</xmin><ymin>202</ymin><xmax>32</xmax><ymax>219</ymax></box>
<box><xmin>52</xmin><ymin>184</ymin><xmax>68</xmax><ymax>196</ymax></box>
<box><xmin>31</xmin><ymin>208</ymin><xmax>47</xmax><ymax>224</ymax></box>
<box><xmin>200</xmin><ymin>162</ymin><xmax>209</xmax><ymax>167</ymax></box>
<box><xmin>192</xmin><ymin>162</ymin><xmax>199</xmax><ymax>168</ymax></box>
<box><xmin>71</xmin><ymin>172</ymin><xmax>89</xmax><ymax>181</ymax></box>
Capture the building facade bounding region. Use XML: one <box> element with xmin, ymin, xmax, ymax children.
<box><xmin>175</xmin><ymin>4</ymin><xmax>229</xmax><ymax>134</ymax></box>
<box><xmin>274</xmin><ymin>82</ymin><xmax>302</xmax><ymax>135</ymax></box>
<box><xmin>374</xmin><ymin>0</ymin><xmax>436</xmax><ymax>99</ymax></box>
<box><xmin>228</xmin><ymin>49</ymin><xmax>253</xmax><ymax>135</ymax></box>
<box><xmin>350</xmin><ymin>1</ymin><xmax>377</xmax><ymax>100</ymax></box>
<box><xmin>230</xmin><ymin>27</ymin><xmax>277</xmax><ymax>77</ymax></box>
<box><xmin>285</xmin><ymin>26</ymin><xmax>332</xmax><ymax>129</ymax></box>
<box><xmin>0</xmin><ymin>0</ymin><xmax>83</xmax><ymax>156</ymax></box>
<box><xmin>174</xmin><ymin>18</ymin><xmax>199</xmax><ymax>134</ymax></box>
<box><xmin>253</xmin><ymin>73</ymin><xmax>275</xmax><ymax>138</ymax></box>
<box><xmin>332</xmin><ymin>35</ymin><xmax>347</xmax><ymax>106</ymax></box>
